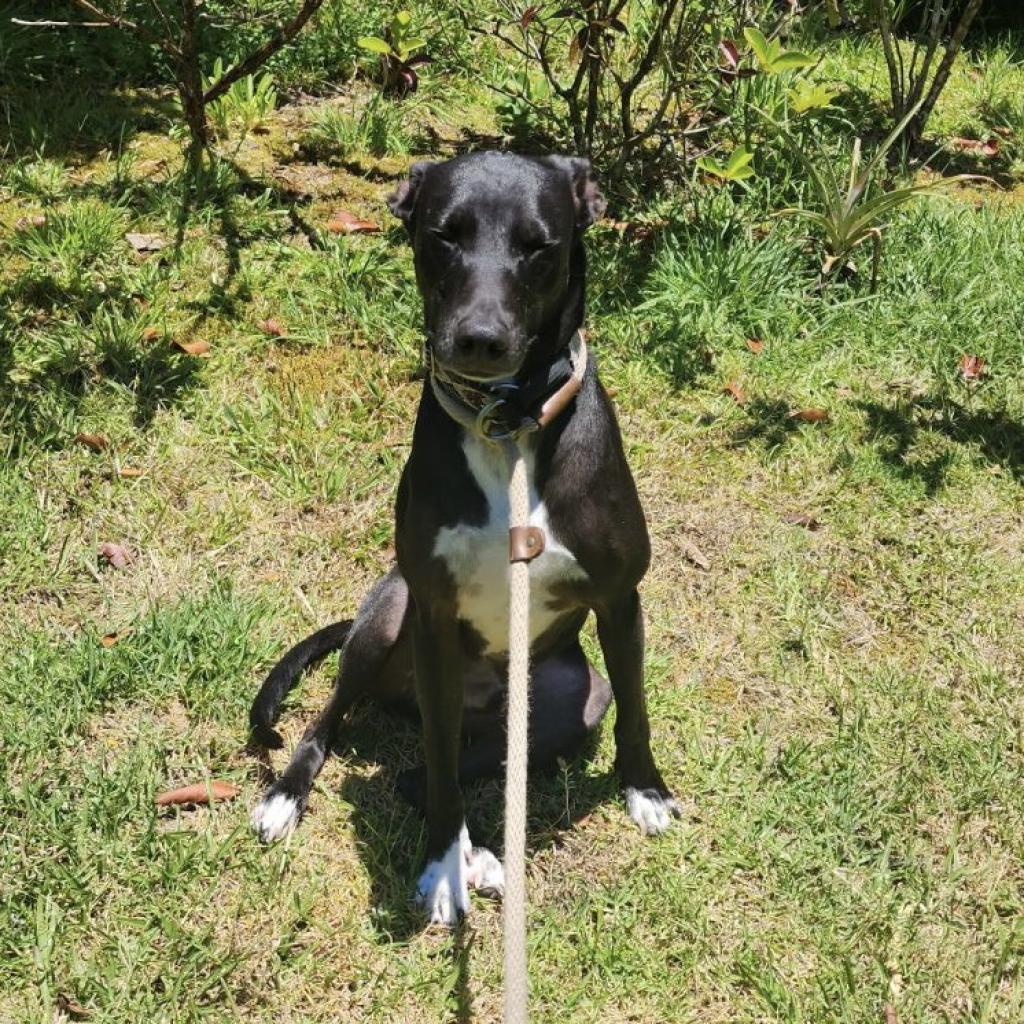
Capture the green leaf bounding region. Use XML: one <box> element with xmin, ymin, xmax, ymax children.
<box><xmin>726</xmin><ymin>146</ymin><xmax>755</xmax><ymax>176</ymax></box>
<box><xmin>393</xmin><ymin>10</ymin><xmax>412</xmax><ymax>28</ymax></box>
<box><xmin>743</xmin><ymin>26</ymin><xmax>773</xmax><ymax>70</ymax></box>
<box><xmin>698</xmin><ymin>146</ymin><xmax>755</xmax><ymax>181</ymax></box>
<box><xmin>357</xmin><ymin>36</ymin><xmax>393</xmax><ymax>56</ymax></box>
<box><xmin>771</xmin><ymin>51</ymin><xmax>814</xmax><ymax>72</ymax></box>
<box><xmin>789</xmin><ymin>82</ymin><xmax>839</xmax><ymax>114</ymax></box>
<box><xmin>399</xmin><ymin>36</ymin><xmax>427</xmax><ymax>53</ymax></box>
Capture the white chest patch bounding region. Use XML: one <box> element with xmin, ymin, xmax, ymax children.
<box><xmin>432</xmin><ymin>436</ymin><xmax>588</xmax><ymax>656</ymax></box>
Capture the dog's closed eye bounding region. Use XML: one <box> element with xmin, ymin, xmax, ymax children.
<box><xmin>521</xmin><ymin>236</ymin><xmax>558</xmax><ymax>257</ymax></box>
<box><xmin>430</xmin><ymin>225</ymin><xmax>461</xmax><ymax>247</ymax></box>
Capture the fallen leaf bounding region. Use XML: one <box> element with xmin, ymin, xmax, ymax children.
<box><xmin>950</xmin><ymin>136</ymin><xmax>1000</xmax><ymax>157</ymax></box>
<box><xmin>724</xmin><ymin>381</ymin><xmax>747</xmax><ymax>404</ymax></box>
<box><xmin>783</xmin><ymin>513</ymin><xmax>821</xmax><ymax>530</ymax></box>
<box><xmin>15</xmin><ymin>214</ymin><xmax>47</xmax><ymax>231</ymax></box>
<box><xmin>172</xmin><ymin>338</ymin><xmax>211</xmax><ymax>357</ymax></box>
<box><xmin>141</xmin><ymin>326</ymin><xmax>160</xmax><ymax>342</ymax></box>
<box><xmin>258</xmin><ymin>318</ymin><xmax>285</xmax><ymax>337</ymax></box>
<box><xmin>155</xmin><ymin>781</ymin><xmax>241</xmax><ymax>807</ymax></box>
<box><xmin>746</xmin><ymin>338</ymin><xmax>764</xmax><ymax>355</ymax></box>
<box><xmin>56</xmin><ymin>993</ymin><xmax>90</xmax><ymax>1019</ymax></box>
<box><xmin>326</xmin><ymin>209</ymin><xmax>380</xmax><ymax>234</ymax></box>
<box><xmin>788</xmin><ymin>408</ymin><xmax>829</xmax><ymax>423</ymax></box>
<box><xmin>98</xmin><ymin>542</ymin><xmax>134</xmax><ymax>569</ymax></box>
<box><xmin>75</xmin><ymin>432</ymin><xmax>108</xmax><ymax>452</ymax></box>
<box><xmin>884</xmin><ymin>1006</ymin><xmax>898</xmax><ymax>1024</ymax></box>
<box><xmin>125</xmin><ymin>232</ymin><xmax>166</xmax><ymax>252</ymax></box>
<box><xmin>680</xmin><ymin>540</ymin><xmax>710</xmax><ymax>570</ymax></box>
<box><xmin>118</xmin><ymin>467</ymin><xmax>144</xmax><ymax>479</ymax></box>
<box><xmin>958</xmin><ymin>353</ymin><xmax>986</xmax><ymax>380</ymax></box>
<box><xmin>520</xmin><ymin>4</ymin><xmax>540</xmax><ymax>29</ymax></box>
<box><xmin>100</xmin><ymin>630</ymin><xmax>131</xmax><ymax>648</ymax></box>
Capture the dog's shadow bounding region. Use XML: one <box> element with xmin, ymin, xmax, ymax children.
<box><xmin>325</xmin><ymin>701</ymin><xmax>616</xmax><ymax>946</ymax></box>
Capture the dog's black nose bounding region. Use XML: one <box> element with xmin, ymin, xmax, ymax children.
<box><xmin>453</xmin><ymin>329</ymin><xmax>508</xmax><ymax>361</ymax></box>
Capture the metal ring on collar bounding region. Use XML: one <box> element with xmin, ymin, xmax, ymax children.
<box><xmin>476</xmin><ymin>398</ymin><xmax>538</xmax><ymax>441</ymax></box>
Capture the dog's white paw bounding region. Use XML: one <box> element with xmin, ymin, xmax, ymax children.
<box><xmin>416</xmin><ymin>824</ymin><xmax>503</xmax><ymax>925</ymax></box>
<box><xmin>251</xmin><ymin>791</ymin><xmax>300</xmax><ymax>843</ymax></box>
<box><xmin>417</xmin><ymin>826</ymin><xmax>471</xmax><ymax>927</ymax></box>
<box><xmin>466</xmin><ymin>845</ymin><xmax>504</xmax><ymax>899</ymax></box>
<box><xmin>625</xmin><ymin>787</ymin><xmax>681</xmax><ymax>836</ymax></box>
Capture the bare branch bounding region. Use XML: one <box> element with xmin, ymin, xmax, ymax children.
<box><xmin>67</xmin><ymin>0</ymin><xmax>178</xmax><ymax>54</ymax></box>
<box><xmin>202</xmin><ymin>0</ymin><xmax>326</xmax><ymax>104</ymax></box>
<box><xmin>11</xmin><ymin>18</ymin><xmax>112</xmax><ymax>27</ymax></box>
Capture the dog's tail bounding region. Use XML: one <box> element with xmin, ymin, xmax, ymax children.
<box><xmin>248</xmin><ymin>620</ymin><xmax>353</xmax><ymax>749</ymax></box>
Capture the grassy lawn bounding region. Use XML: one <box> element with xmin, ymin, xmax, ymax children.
<box><xmin>2</xmin><ymin>7</ymin><xmax>1024</xmax><ymax>1022</ymax></box>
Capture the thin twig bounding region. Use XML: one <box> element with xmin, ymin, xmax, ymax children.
<box><xmin>10</xmin><ymin>18</ymin><xmax>112</xmax><ymax>27</ymax></box>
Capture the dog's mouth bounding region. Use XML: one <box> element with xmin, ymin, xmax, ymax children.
<box><xmin>424</xmin><ymin>335</ymin><xmax>532</xmax><ymax>388</ymax></box>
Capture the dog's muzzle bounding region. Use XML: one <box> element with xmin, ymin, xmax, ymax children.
<box><xmin>427</xmin><ymin>331</ymin><xmax>588</xmax><ymax>441</ymax></box>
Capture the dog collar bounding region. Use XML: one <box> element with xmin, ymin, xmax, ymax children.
<box><xmin>428</xmin><ymin>330</ymin><xmax>588</xmax><ymax>441</ymax></box>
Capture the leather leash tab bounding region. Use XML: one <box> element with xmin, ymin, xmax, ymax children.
<box><xmin>509</xmin><ymin>526</ymin><xmax>545</xmax><ymax>563</ymax></box>
<box><xmin>536</xmin><ymin>374</ymin><xmax>583</xmax><ymax>428</ymax></box>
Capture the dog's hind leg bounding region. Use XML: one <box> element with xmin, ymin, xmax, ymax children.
<box><xmin>252</xmin><ymin>569</ymin><xmax>411</xmax><ymax>842</ymax></box>
<box><xmin>397</xmin><ymin>643</ymin><xmax>611</xmax><ymax>805</ymax></box>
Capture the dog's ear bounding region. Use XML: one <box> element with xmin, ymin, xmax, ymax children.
<box><xmin>388</xmin><ymin>161</ymin><xmax>433</xmax><ymax>229</ymax></box>
<box><xmin>547</xmin><ymin>156</ymin><xmax>606</xmax><ymax>231</ymax></box>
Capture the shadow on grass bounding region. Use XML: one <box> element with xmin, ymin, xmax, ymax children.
<box><xmin>728</xmin><ymin>398</ymin><xmax>802</xmax><ymax>450</ymax></box>
<box><xmin>2</xmin><ymin>82</ymin><xmax>175</xmax><ymax>162</ymax></box>
<box><xmin>244</xmin><ymin>691</ymin><xmax>617</xmax><ymax>971</ymax></box>
<box><xmin>326</xmin><ymin>700</ymin><xmax>614</xmax><ymax>948</ymax></box>
<box><xmin>858</xmin><ymin>395</ymin><xmax>1024</xmax><ymax>489</ymax></box>
<box><xmin>0</xmin><ymin>299</ymin><xmax>202</xmax><ymax>454</ymax></box>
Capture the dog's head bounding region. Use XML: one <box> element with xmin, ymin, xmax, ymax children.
<box><xmin>389</xmin><ymin>152</ymin><xmax>604</xmax><ymax>381</ymax></box>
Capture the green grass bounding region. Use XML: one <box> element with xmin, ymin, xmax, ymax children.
<box><xmin>2</xmin><ymin>12</ymin><xmax>1024</xmax><ymax>1024</ymax></box>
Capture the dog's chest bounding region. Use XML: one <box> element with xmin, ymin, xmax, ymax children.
<box><xmin>432</xmin><ymin>437</ymin><xmax>587</xmax><ymax>656</ymax></box>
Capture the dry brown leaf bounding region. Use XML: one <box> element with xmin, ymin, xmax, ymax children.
<box><xmin>258</xmin><ymin>318</ymin><xmax>285</xmax><ymax>337</ymax></box>
<box><xmin>326</xmin><ymin>209</ymin><xmax>380</xmax><ymax>234</ymax></box>
<box><xmin>100</xmin><ymin>630</ymin><xmax>131</xmax><ymax>648</ymax></box>
<box><xmin>958</xmin><ymin>353</ymin><xmax>986</xmax><ymax>380</ymax></box>
<box><xmin>118</xmin><ymin>466</ymin><xmax>144</xmax><ymax>479</ymax></box>
<box><xmin>884</xmin><ymin>1006</ymin><xmax>898</xmax><ymax>1024</ymax></box>
<box><xmin>724</xmin><ymin>381</ymin><xmax>747</xmax><ymax>404</ymax></box>
<box><xmin>172</xmin><ymin>339</ymin><xmax>211</xmax><ymax>357</ymax></box>
<box><xmin>56</xmin><ymin>993</ymin><xmax>90</xmax><ymax>1019</ymax></box>
<box><xmin>746</xmin><ymin>338</ymin><xmax>764</xmax><ymax>355</ymax></box>
<box><xmin>141</xmin><ymin>326</ymin><xmax>160</xmax><ymax>343</ymax></box>
<box><xmin>950</xmin><ymin>137</ymin><xmax>1000</xmax><ymax>157</ymax></box>
<box><xmin>15</xmin><ymin>214</ymin><xmax>47</xmax><ymax>231</ymax></box>
<box><xmin>75</xmin><ymin>432</ymin><xmax>108</xmax><ymax>452</ymax></box>
<box><xmin>155</xmin><ymin>781</ymin><xmax>241</xmax><ymax>807</ymax></box>
<box><xmin>783</xmin><ymin>513</ymin><xmax>821</xmax><ymax>531</ymax></box>
<box><xmin>98</xmin><ymin>542</ymin><xmax>134</xmax><ymax>569</ymax></box>
<box><xmin>680</xmin><ymin>540</ymin><xmax>710</xmax><ymax>570</ymax></box>
<box><xmin>125</xmin><ymin>232</ymin><xmax>166</xmax><ymax>252</ymax></box>
<box><xmin>788</xmin><ymin>408</ymin><xmax>829</xmax><ymax>423</ymax></box>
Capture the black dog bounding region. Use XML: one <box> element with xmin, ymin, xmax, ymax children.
<box><xmin>250</xmin><ymin>152</ymin><xmax>678</xmax><ymax>925</ymax></box>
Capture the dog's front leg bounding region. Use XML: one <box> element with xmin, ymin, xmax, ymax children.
<box><xmin>596</xmin><ymin>588</ymin><xmax>681</xmax><ymax>836</ymax></box>
<box><xmin>411</xmin><ymin>600</ymin><xmax>472</xmax><ymax>926</ymax></box>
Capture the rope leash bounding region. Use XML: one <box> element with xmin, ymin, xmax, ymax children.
<box><xmin>502</xmin><ymin>438</ymin><xmax>531</xmax><ymax>1024</ymax></box>
<box><xmin>427</xmin><ymin>333</ymin><xmax>588</xmax><ymax>1024</ymax></box>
